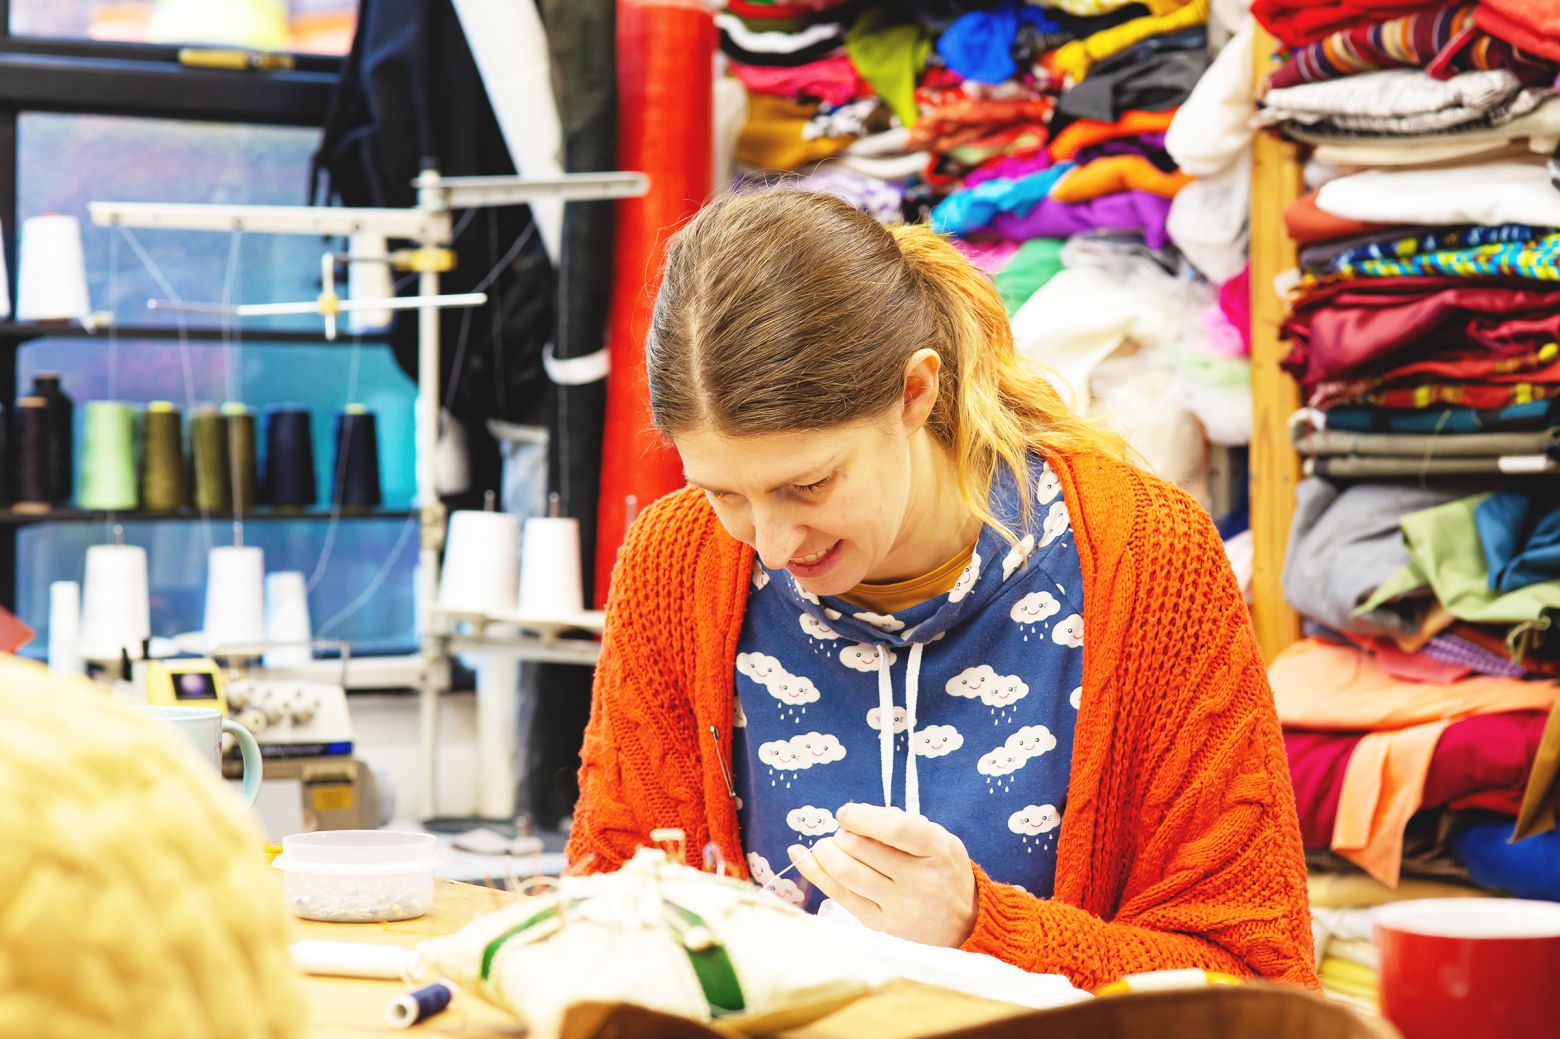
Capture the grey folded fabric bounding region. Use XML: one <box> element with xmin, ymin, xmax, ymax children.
<box><xmin>1293</xmin><ymin>426</ymin><xmax>1560</xmax><ymax>458</ymax></box>
<box><xmin>1307</xmin><ymin>455</ymin><xmax>1558</xmax><ymax>478</ymax></box>
<box><xmin>1283</xmin><ymin>478</ymin><xmax>1462</xmax><ymax>636</ymax></box>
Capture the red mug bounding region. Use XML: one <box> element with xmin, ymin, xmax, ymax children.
<box><xmin>1376</xmin><ymin>898</ymin><xmax>1560</xmax><ymax>1039</ymax></box>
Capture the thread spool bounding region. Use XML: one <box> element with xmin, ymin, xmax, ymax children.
<box><xmin>78</xmin><ymin>402</ymin><xmax>137</xmax><ymax>511</ymax></box>
<box><xmin>139</xmin><ymin>401</ymin><xmax>186</xmax><ymax>513</ymax></box>
<box><xmin>47</xmin><ymin>580</ymin><xmax>82</xmax><ymax>675</ymax></box>
<box><xmin>189</xmin><ymin>405</ymin><xmax>230</xmax><ymax>511</ymax></box>
<box><xmin>80</xmin><ymin>541</ymin><xmax>150</xmax><ymax>662</ymax></box>
<box><xmin>263</xmin><ymin>406</ymin><xmax>317</xmax><ymax>508</ymax></box>
<box><xmin>222</xmin><ymin>402</ymin><xmax>259</xmax><ymax>510</ymax></box>
<box><xmin>32</xmin><ymin>373</ymin><xmax>73</xmax><ymax>505</ymax></box>
<box><xmin>10</xmin><ymin>396</ymin><xmax>49</xmax><ymax>512</ymax></box>
<box><xmin>332</xmin><ymin>405</ymin><xmax>381</xmax><ymax>510</ymax></box>
<box><xmin>385</xmin><ymin>982</ymin><xmax>453</xmax><ymax>1029</ymax></box>
<box><xmin>263</xmin><ymin>570</ymin><xmax>312</xmax><ymax>668</ymax></box>
<box><xmin>16</xmin><ymin>214</ymin><xmax>90</xmax><ymax>322</ymax></box>
<box><xmin>518</xmin><ymin>515</ymin><xmax>584</xmax><ymax>619</ymax></box>
<box><xmin>347</xmin><ymin>232</ymin><xmax>394</xmax><ymax>333</ymax></box>
<box><xmin>203</xmin><ymin>545</ymin><xmax>266</xmax><ymax>653</ymax></box>
<box><xmin>438</xmin><ymin>507</ymin><xmax>521</xmax><ymax>616</ymax></box>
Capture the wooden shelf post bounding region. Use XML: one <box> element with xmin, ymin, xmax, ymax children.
<box><xmin>1248</xmin><ymin>26</ymin><xmax>1303</xmax><ymax>662</ymax></box>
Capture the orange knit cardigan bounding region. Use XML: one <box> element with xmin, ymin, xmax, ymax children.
<box><xmin>567</xmin><ymin>450</ymin><xmax>1318</xmax><ymax>992</ymax></box>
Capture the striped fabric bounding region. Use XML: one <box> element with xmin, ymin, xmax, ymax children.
<box><xmin>1420</xmin><ymin>633</ymin><xmax>1528</xmax><ymax>679</ymax></box>
<box><xmin>1320</xmin><ymin>224</ymin><xmax>1549</xmax><ymax>269</ymax></box>
<box><xmin>1333</xmin><ymin>235</ymin><xmax>1560</xmax><ymax>281</ymax></box>
<box><xmin>1268</xmin><ymin>4</ymin><xmax>1553</xmax><ymax>89</ymax></box>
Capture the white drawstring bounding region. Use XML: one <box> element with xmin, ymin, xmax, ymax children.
<box><xmin>876</xmin><ymin>644</ymin><xmax>894</xmax><ymax>811</ymax></box>
<box><xmin>875</xmin><ymin>641</ymin><xmax>927</xmax><ymax>819</ymax></box>
<box><xmin>904</xmin><ymin>642</ymin><xmax>924</xmax><ymax>818</ymax></box>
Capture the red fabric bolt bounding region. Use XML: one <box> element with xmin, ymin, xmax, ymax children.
<box><xmin>596</xmin><ymin>0</ymin><xmax>715</xmax><ymax>606</ymax></box>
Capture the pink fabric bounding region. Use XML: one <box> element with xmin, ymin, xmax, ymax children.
<box><xmin>728</xmin><ymin>55</ymin><xmax>869</xmax><ymax>107</ymax></box>
<box><xmin>951</xmin><ymin>237</ymin><xmax>1021</xmax><ymax>274</ymax></box>
<box><xmin>964</xmin><ymin>151</ymin><xmax>1055</xmax><ymax>187</ymax></box>
<box><xmin>1218</xmin><ymin>266</ymin><xmax>1252</xmax><ymax>357</ymax></box>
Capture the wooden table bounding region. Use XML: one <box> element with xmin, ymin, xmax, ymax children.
<box><xmin>297</xmin><ymin>878</ymin><xmax>524</xmax><ymax>1037</ymax></box>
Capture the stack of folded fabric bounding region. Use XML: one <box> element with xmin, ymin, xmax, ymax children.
<box><xmin>1250</xmin><ymin>0</ymin><xmax>1560</xmax><ymax>479</ymax></box>
<box><xmin>1254</xmin><ymin>3</ymin><xmax>1560</xmax><ymax>1008</ymax></box>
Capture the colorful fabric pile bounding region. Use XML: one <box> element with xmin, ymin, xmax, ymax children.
<box><xmin>723</xmin><ymin>0</ymin><xmax>1252</xmax><ymax>531</ymax></box>
<box><xmin>1257</xmin><ymin>0</ymin><xmax>1560</xmax><ymax>1012</ymax></box>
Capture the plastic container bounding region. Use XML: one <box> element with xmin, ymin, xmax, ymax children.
<box><xmin>272</xmin><ymin>830</ymin><xmax>439</xmax><ymax>922</ymax></box>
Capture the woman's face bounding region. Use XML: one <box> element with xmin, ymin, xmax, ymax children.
<box><xmin>677</xmin><ymin>416</ymin><xmax>916</xmax><ymax>597</ymax></box>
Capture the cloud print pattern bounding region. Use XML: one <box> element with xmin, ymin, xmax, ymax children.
<box><xmin>733</xmin><ymin>456</ymin><xmax>1084</xmax><ymax>913</ymax></box>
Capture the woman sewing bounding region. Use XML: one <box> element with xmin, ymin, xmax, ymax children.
<box><xmin>565</xmin><ymin>190</ymin><xmax>1316</xmax><ymax>992</ymax></box>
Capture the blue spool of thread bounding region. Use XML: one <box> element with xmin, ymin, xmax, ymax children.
<box><xmin>263</xmin><ymin>405</ymin><xmax>317</xmax><ymax>507</ymax></box>
<box><xmin>384</xmin><ymin>981</ymin><xmax>452</xmax><ymax>1028</ymax></box>
<box><xmin>331</xmin><ymin>405</ymin><xmax>381</xmax><ymax>510</ymax></box>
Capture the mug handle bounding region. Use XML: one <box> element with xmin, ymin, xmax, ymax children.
<box><xmin>222</xmin><ymin>718</ymin><xmax>263</xmax><ymax>809</ymax></box>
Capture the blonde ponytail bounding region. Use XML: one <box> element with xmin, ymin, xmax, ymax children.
<box><xmin>889</xmin><ymin>223</ymin><xmax>1127</xmax><ymax>539</ymax></box>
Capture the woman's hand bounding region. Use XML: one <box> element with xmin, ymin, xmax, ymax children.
<box><xmin>787</xmin><ymin>803</ymin><xmax>978</xmax><ymax>947</ymax></box>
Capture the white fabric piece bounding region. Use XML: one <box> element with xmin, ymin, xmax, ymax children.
<box><xmin>1011</xmin><ymin>266</ymin><xmax>1132</xmax><ymax>411</ymax></box>
<box><xmin>1223</xmin><ymin>530</ymin><xmax>1254</xmax><ymax>604</ymax></box>
<box><xmin>828</xmin><ymin>150</ymin><xmax>929</xmax><ymax>181</ymax></box>
<box><xmin>1257</xmin><ymin>68</ymin><xmax>1543</xmax><ymax>133</ymax></box>
<box><xmin>1013</xmin><ymin>242</ymin><xmax>1235</xmax><ymax>498</ymax></box>
<box><xmin>714</xmin><ymin>72</ymin><xmax>750</xmax><ymax>193</ymax></box>
<box><xmin>1167</xmin><ymin>152</ymin><xmax>1251</xmax><ymax>283</ymax></box>
<box><xmin>1164</xmin><ymin>22</ymin><xmax>1255</xmax><ymax>177</ymax></box>
<box><xmin>450</xmin><ymin>0</ymin><xmax>563</xmax><ymax>263</ymax></box>
<box><xmin>1315</xmin><ymin>158</ymin><xmax>1560</xmax><ymax>227</ymax></box>
<box><xmin>420</xmin><ymin>848</ymin><xmax>1088</xmax><ymax>1038</ymax></box>
<box><xmin>715</xmin><ymin>12</ymin><xmax>842</xmax><ymax>53</ymax></box>
<box><xmin>542</xmin><ymin>344</ymin><xmax>610</xmax><ymax>386</ymax></box>
<box><xmin>813</xmin><ymin>903</ymin><xmax>1091</xmax><ymax>1010</ymax></box>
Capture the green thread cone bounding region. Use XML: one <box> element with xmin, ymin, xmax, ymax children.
<box><xmin>140</xmin><ymin>401</ymin><xmax>186</xmax><ymax>513</ymax></box>
<box><xmin>221</xmin><ymin>402</ymin><xmax>258</xmax><ymax>510</ymax></box>
<box><xmin>78</xmin><ymin>401</ymin><xmax>138</xmax><ymax>510</ymax></box>
<box><xmin>189</xmin><ymin>405</ymin><xmax>229</xmax><ymax>512</ymax></box>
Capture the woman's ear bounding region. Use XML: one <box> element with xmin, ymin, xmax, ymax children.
<box><xmin>901</xmin><ymin>348</ymin><xmax>942</xmax><ymax>433</ymax></box>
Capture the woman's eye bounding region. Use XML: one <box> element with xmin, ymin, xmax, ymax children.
<box><xmin>795</xmin><ymin>475</ymin><xmax>834</xmax><ymax>494</ymax></box>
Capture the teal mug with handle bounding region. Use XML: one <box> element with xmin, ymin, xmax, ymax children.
<box><xmin>141</xmin><ymin>705</ymin><xmax>262</xmax><ymax>808</ymax></box>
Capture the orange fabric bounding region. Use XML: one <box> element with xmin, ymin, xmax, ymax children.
<box><xmin>1282</xmin><ymin>190</ymin><xmax>1395</xmax><ymax>245</ymax></box>
<box><xmin>1049</xmin><ymin>155</ymin><xmax>1194</xmax><ymax>204</ymax></box>
<box><xmin>1047</xmin><ymin>109</ymin><xmax>1179</xmax><ymax>162</ymax></box>
<box><xmin>568</xmin><ymin>451</ymin><xmax>1318</xmax><ymax>993</ymax></box>
<box><xmin>1270</xmin><ymin>638</ymin><xmax>1557</xmax><ymax>887</ymax></box>
<box><xmin>841</xmin><ymin>537</ymin><xmax>978</xmax><ymax>614</ymax></box>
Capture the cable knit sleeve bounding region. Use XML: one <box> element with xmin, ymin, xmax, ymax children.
<box><xmin>960</xmin><ymin>474</ymin><xmax>1317</xmax><ymax>991</ymax></box>
<box><xmin>565</xmin><ymin>490</ymin><xmax>712</xmax><ymax>873</ymax></box>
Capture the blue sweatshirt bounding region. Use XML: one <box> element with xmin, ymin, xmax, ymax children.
<box><xmin>732</xmin><ymin>456</ymin><xmax>1084</xmax><ymax>911</ymax></box>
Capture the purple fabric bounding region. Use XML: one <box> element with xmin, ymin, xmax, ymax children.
<box><xmin>985</xmin><ymin>190</ymin><xmax>1173</xmax><ymax>249</ymax></box>
<box><xmin>1071</xmin><ymin>132</ymin><xmax>1172</xmax><ymax>168</ymax></box>
<box><xmin>1420</xmin><ymin>633</ymin><xmax>1528</xmax><ymax>679</ymax></box>
<box><xmin>964</xmin><ymin>151</ymin><xmax>1055</xmax><ymax>187</ymax></box>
